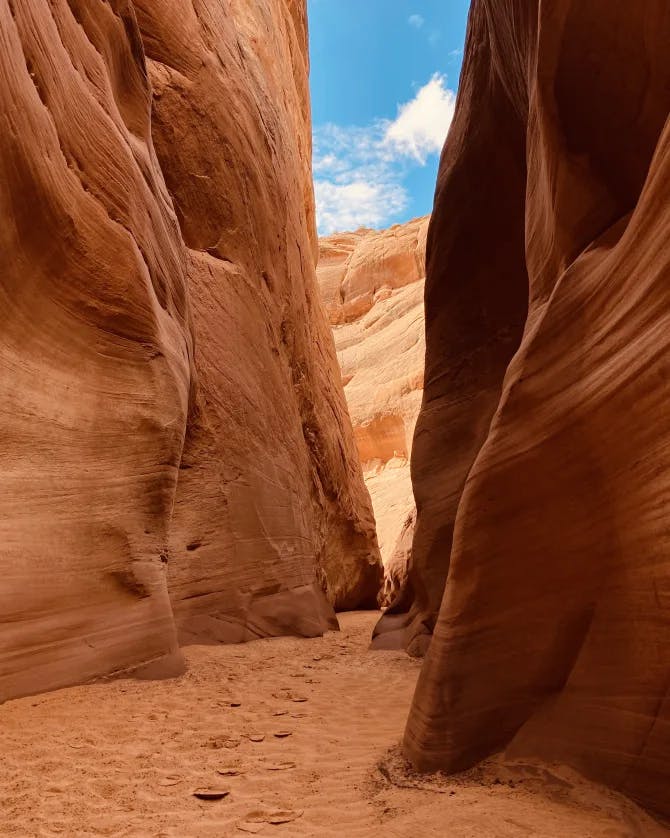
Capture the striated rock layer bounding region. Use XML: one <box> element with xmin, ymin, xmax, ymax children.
<box><xmin>317</xmin><ymin>218</ymin><xmax>427</xmax><ymax>602</ymax></box>
<box><xmin>0</xmin><ymin>0</ymin><xmax>192</xmax><ymax>702</ymax></box>
<box><xmin>134</xmin><ymin>0</ymin><xmax>381</xmax><ymax>634</ymax></box>
<box><xmin>403</xmin><ymin>0</ymin><xmax>670</xmax><ymax>820</ymax></box>
<box><xmin>0</xmin><ymin>0</ymin><xmax>380</xmax><ymax>703</ymax></box>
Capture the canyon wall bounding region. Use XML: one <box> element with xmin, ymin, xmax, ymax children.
<box><xmin>0</xmin><ymin>0</ymin><xmax>191</xmax><ymax>702</ymax></box>
<box><xmin>134</xmin><ymin>0</ymin><xmax>381</xmax><ymax>634</ymax></box>
<box><xmin>0</xmin><ymin>0</ymin><xmax>380</xmax><ymax>703</ymax></box>
<box><xmin>317</xmin><ymin>218</ymin><xmax>427</xmax><ymax>601</ymax></box>
<box><xmin>404</xmin><ymin>0</ymin><xmax>670</xmax><ymax>820</ymax></box>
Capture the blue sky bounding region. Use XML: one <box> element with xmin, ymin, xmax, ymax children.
<box><xmin>308</xmin><ymin>0</ymin><xmax>470</xmax><ymax>235</ymax></box>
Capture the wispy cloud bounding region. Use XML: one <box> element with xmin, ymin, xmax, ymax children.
<box><xmin>314</xmin><ymin>180</ymin><xmax>408</xmax><ymax>234</ymax></box>
<box><xmin>383</xmin><ymin>73</ymin><xmax>456</xmax><ymax>163</ymax></box>
<box><xmin>408</xmin><ymin>13</ymin><xmax>441</xmax><ymax>47</ymax></box>
<box><xmin>313</xmin><ymin>74</ymin><xmax>456</xmax><ymax>234</ymax></box>
<box><xmin>313</xmin><ymin>124</ymin><xmax>408</xmax><ymax>233</ymax></box>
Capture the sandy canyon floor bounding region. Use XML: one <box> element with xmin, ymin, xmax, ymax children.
<box><xmin>1</xmin><ymin>612</ymin><xmax>666</xmax><ymax>838</ymax></box>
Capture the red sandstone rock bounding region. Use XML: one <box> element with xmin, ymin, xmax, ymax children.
<box><xmin>317</xmin><ymin>219</ymin><xmax>427</xmax><ymax>602</ymax></box>
<box><xmin>0</xmin><ymin>0</ymin><xmax>380</xmax><ymax>702</ymax></box>
<box><xmin>403</xmin><ymin>0</ymin><xmax>670</xmax><ymax>820</ymax></box>
<box><xmin>0</xmin><ymin>0</ymin><xmax>192</xmax><ymax>701</ymax></box>
<box><xmin>135</xmin><ymin>0</ymin><xmax>381</xmax><ymax>631</ymax></box>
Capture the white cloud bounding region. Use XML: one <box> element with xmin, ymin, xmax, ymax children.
<box><xmin>313</xmin><ymin>123</ymin><xmax>408</xmax><ymax>234</ymax></box>
<box><xmin>408</xmin><ymin>14</ymin><xmax>424</xmax><ymax>29</ymax></box>
<box><xmin>314</xmin><ymin>180</ymin><xmax>408</xmax><ymax>234</ymax></box>
<box><xmin>313</xmin><ymin>75</ymin><xmax>456</xmax><ymax>235</ymax></box>
<box><xmin>383</xmin><ymin>73</ymin><xmax>456</xmax><ymax>163</ymax></box>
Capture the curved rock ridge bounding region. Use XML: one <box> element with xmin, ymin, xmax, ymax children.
<box><xmin>317</xmin><ymin>218</ymin><xmax>428</xmax><ymax>602</ymax></box>
<box><xmin>134</xmin><ymin>0</ymin><xmax>382</xmax><ymax>630</ymax></box>
<box><xmin>0</xmin><ymin>0</ymin><xmax>192</xmax><ymax>702</ymax></box>
<box><xmin>403</xmin><ymin>0</ymin><xmax>670</xmax><ymax>820</ymax></box>
<box><xmin>0</xmin><ymin>0</ymin><xmax>380</xmax><ymax>702</ymax></box>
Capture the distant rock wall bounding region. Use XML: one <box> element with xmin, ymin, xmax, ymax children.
<box><xmin>402</xmin><ymin>0</ymin><xmax>670</xmax><ymax>820</ymax></box>
<box><xmin>0</xmin><ymin>0</ymin><xmax>380</xmax><ymax>703</ymax></box>
<box><xmin>318</xmin><ymin>218</ymin><xmax>427</xmax><ymax>602</ymax></box>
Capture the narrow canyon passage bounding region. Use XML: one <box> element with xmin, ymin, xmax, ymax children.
<box><xmin>1</xmin><ymin>613</ymin><xmax>663</xmax><ymax>838</ymax></box>
<box><xmin>2</xmin><ymin>0</ymin><xmax>669</xmax><ymax>833</ymax></box>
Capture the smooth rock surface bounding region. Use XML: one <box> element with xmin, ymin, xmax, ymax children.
<box><xmin>0</xmin><ymin>0</ymin><xmax>192</xmax><ymax>701</ymax></box>
<box><xmin>0</xmin><ymin>0</ymin><xmax>380</xmax><ymax>702</ymax></box>
<box><xmin>318</xmin><ymin>218</ymin><xmax>427</xmax><ymax>601</ymax></box>
<box><xmin>403</xmin><ymin>0</ymin><xmax>670</xmax><ymax>821</ymax></box>
<box><xmin>135</xmin><ymin>0</ymin><xmax>381</xmax><ymax>631</ymax></box>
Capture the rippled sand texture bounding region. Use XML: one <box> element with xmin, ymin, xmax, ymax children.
<box><xmin>2</xmin><ymin>613</ymin><xmax>665</xmax><ymax>838</ymax></box>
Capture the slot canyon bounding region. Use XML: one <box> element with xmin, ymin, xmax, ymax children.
<box><xmin>0</xmin><ymin>1</ymin><xmax>668</xmax><ymax>836</ymax></box>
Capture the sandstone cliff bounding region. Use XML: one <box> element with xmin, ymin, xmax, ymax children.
<box><xmin>317</xmin><ymin>218</ymin><xmax>427</xmax><ymax>601</ymax></box>
<box><xmin>134</xmin><ymin>0</ymin><xmax>381</xmax><ymax>633</ymax></box>
<box><xmin>0</xmin><ymin>0</ymin><xmax>380</xmax><ymax>702</ymax></box>
<box><xmin>401</xmin><ymin>0</ymin><xmax>670</xmax><ymax>820</ymax></box>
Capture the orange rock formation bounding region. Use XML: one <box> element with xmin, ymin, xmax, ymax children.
<box><xmin>401</xmin><ymin>0</ymin><xmax>670</xmax><ymax>820</ymax></box>
<box><xmin>317</xmin><ymin>218</ymin><xmax>427</xmax><ymax>600</ymax></box>
<box><xmin>0</xmin><ymin>0</ymin><xmax>380</xmax><ymax>703</ymax></box>
<box><xmin>135</xmin><ymin>1</ymin><xmax>381</xmax><ymax>632</ymax></box>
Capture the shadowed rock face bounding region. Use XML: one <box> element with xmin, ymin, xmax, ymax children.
<box><xmin>403</xmin><ymin>0</ymin><xmax>670</xmax><ymax>820</ymax></box>
<box><xmin>0</xmin><ymin>0</ymin><xmax>380</xmax><ymax>702</ymax></box>
<box><xmin>317</xmin><ymin>218</ymin><xmax>427</xmax><ymax>603</ymax></box>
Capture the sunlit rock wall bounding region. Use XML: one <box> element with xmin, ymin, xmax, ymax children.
<box><xmin>0</xmin><ymin>0</ymin><xmax>381</xmax><ymax>702</ymax></box>
<box><xmin>318</xmin><ymin>217</ymin><xmax>427</xmax><ymax>602</ymax></box>
<box><xmin>135</xmin><ymin>0</ymin><xmax>382</xmax><ymax>632</ymax></box>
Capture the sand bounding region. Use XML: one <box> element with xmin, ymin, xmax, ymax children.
<box><xmin>1</xmin><ymin>612</ymin><xmax>666</xmax><ymax>837</ymax></box>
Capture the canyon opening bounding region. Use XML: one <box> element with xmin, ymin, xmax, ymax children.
<box><xmin>1</xmin><ymin>1</ymin><xmax>669</xmax><ymax>836</ymax></box>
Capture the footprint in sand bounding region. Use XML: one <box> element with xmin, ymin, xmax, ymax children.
<box><xmin>217</xmin><ymin>767</ymin><xmax>243</xmax><ymax>777</ymax></box>
<box><xmin>265</xmin><ymin>761</ymin><xmax>296</xmax><ymax>771</ymax></box>
<box><xmin>192</xmin><ymin>788</ymin><xmax>230</xmax><ymax>801</ymax></box>
<box><xmin>271</xmin><ymin>690</ymin><xmax>307</xmax><ymax>703</ymax></box>
<box><xmin>207</xmin><ymin>735</ymin><xmax>241</xmax><ymax>749</ymax></box>
<box><xmin>238</xmin><ymin>809</ymin><xmax>303</xmax><ymax>831</ymax></box>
